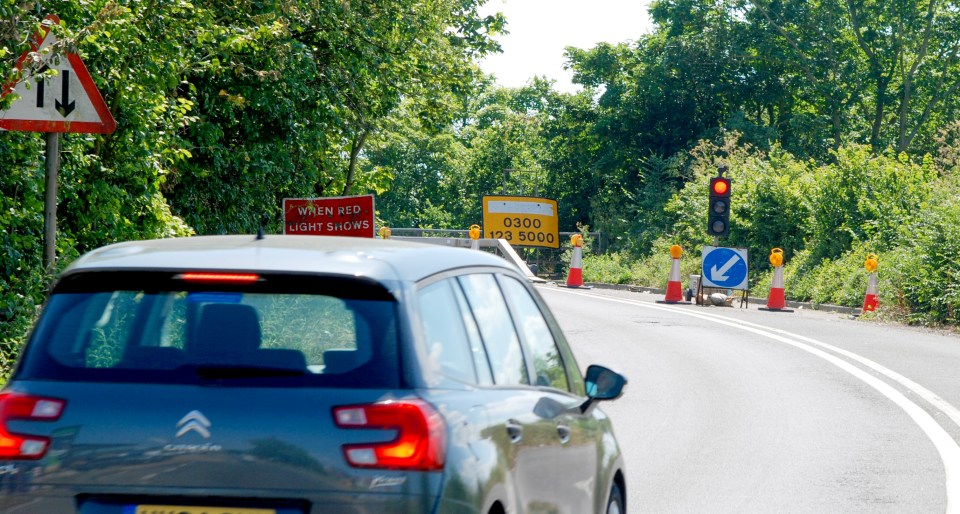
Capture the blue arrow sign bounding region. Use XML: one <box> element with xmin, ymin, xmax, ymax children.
<box><xmin>701</xmin><ymin>246</ymin><xmax>749</xmax><ymax>290</ymax></box>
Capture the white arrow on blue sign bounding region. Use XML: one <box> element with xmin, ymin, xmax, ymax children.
<box><xmin>701</xmin><ymin>246</ymin><xmax>749</xmax><ymax>290</ymax></box>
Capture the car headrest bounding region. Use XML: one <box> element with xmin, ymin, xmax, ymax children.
<box><xmin>191</xmin><ymin>303</ymin><xmax>262</xmax><ymax>362</ymax></box>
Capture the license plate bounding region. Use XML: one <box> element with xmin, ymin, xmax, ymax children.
<box><xmin>133</xmin><ymin>506</ymin><xmax>276</xmax><ymax>514</ymax></box>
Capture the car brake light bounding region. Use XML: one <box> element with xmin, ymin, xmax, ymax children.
<box><xmin>333</xmin><ymin>400</ymin><xmax>446</xmax><ymax>471</ymax></box>
<box><xmin>179</xmin><ymin>272</ymin><xmax>260</xmax><ymax>284</ymax></box>
<box><xmin>0</xmin><ymin>392</ymin><xmax>66</xmax><ymax>460</ymax></box>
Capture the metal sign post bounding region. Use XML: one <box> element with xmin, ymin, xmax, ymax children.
<box><xmin>43</xmin><ymin>133</ymin><xmax>60</xmax><ymax>269</ymax></box>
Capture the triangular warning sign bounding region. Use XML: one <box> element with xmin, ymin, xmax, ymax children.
<box><xmin>0</xmin><ymin>14</ymin><xmax>116</xmax><ymax>134</ymax></box>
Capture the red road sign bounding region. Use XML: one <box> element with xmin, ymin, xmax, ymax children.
<box><xmin>0</xmin><ymin>15</ymin><xmax>116</xmax><ymax>134</ymax></box>
<box><xmin>284</xmin><ymin>195</ymin><xmax>376</xmax><ymax>238</ymax></box>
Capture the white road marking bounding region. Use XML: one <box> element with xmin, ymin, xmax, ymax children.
<box><xmin>545</xmin><ymin>287</ymin><xmax>960</xmax><ymax>513</ymax></box>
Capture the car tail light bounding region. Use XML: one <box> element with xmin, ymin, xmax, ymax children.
<box><xmin>0</xmin><ymin>392</ymin><xmax>65</xmax><ymax>460</ymax></box>
<box><xmin>179</xmin><ymin>272</ymin><xmax>261</xmax><ymax>284</ymax></box>
<box><xmin>333</xmin><ymin>400</ymin><xmax>446</xmax><ymax>471</ymax></box>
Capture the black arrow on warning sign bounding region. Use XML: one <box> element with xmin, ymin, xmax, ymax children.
<box><xmin>55</xmin><ymin>70</ymin><xmax>75</xmax><ymax>117</ymax></box>
<box><xmin>36</xmin><ymin>65</ymin><xmax>49</xmax><ymax>108</ymax></box>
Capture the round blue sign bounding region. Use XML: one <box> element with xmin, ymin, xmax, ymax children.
<box><xmin>702</xmin><ymin>247</ymin><xmax>749</xmax><ymax>289</ymax></box>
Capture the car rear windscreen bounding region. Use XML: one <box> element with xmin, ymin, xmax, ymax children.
<box><xmin>16</xmin><ymin>271</ymin><xmax>401</xmax><ymax>388</ymax></box>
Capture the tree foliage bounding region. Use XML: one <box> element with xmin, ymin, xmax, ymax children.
<box><xmin>0</xmin><ymin>0</ymin><xmax>504</xmax><ymax>375</ymax></box>
<box><xmin>7</xmin><ymin>0</ymin><xmax>960</xmax><ymax>381</ymax></box>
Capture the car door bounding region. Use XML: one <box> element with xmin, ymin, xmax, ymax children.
<box><xmin>455</xmin><ymin>272</ymin><xmax>567</xmax><ymax>513</ymax></box>
<box><xmin>497</xmin><ymin>275</ymin><xmax>601</xmax><ymax>514</ymax></box>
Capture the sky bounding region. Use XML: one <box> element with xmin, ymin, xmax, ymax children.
<box><xmin>478</xmin><ymin>0</ymin><xmax>654</xmax><ymax>93</ymax></box>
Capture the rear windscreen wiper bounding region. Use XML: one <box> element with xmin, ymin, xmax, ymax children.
<box><xmin>194</xmin><ymin>364</ymin><xmax>306</xmax><ymax>379</ymax></box>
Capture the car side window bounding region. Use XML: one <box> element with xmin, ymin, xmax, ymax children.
<box><xmin>417</xmin><ymin>280</ymin><xmax>478</xmax><ymax>384</ymax></box>
<box><xmin>499</xmin><ymin>276</ymin><xmax>570</xmax><ymax>392</ymax></box>
<box><xmin>457</xmin><ymin>273</ymin><xmax>529</xmax><ymax>386</ymax></box>
<box><xmin>449</xmin><ymin>279</ymin><xmax>494</xmax><ymax>386</ymax></box>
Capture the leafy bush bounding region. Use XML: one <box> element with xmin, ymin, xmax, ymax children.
<box><xmin>590</xmin><ymin>153</ymin><xmax>691</xmax><ymax>255</ymax></box>
<box><xmin>583</xmin><ymin>139</ymin><xmax>955</xmax><ymax>325</ymax></box>
<box><xmin>885</xmin><ymin>186</ymin><xmax>960</xmax><ymax>325</ymax></box>
<box><xmin>583</xmin><ymin>236</ymin><xmax>712</xmax><ymax>289</ymax></box>
<box><xmin>731</xmin><ymin>147</ymin><xmax>813</xmax><ymax>269</ymax></box>
<box><xmin>660</xmin><ymin>135</ymin><xmax>813</xmax><ymax>272</ymax></box>
<box><xmin>786</xmin><ymin>249</ymin><xmax>874</xmax><ymax>308</ymax></box>
<box><xmin>1</xmin><ymin>134</ymin><xmax>52</xmax><ymax>380</ymax></box>
<box><xmin>807</xmin><ymin>146</ymin><xmax>936</xmax><ymax>261</ymax></box>
<box><xmin>582</xmin><ymin>253</ymin><xmax>635</xmax><ymax>284</ymax></box>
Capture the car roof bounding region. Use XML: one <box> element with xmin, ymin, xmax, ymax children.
<box><xmin>62</xmin><ymin>235</ymin><xmax>518</xmax><ymax>283</ymax></box>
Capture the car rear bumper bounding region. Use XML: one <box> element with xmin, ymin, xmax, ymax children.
<box><xmin>0</xmin><ymin>488</ymin><xmax>440</xmax><ymax>514</ymax></box>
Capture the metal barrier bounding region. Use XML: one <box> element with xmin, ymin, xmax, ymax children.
<box><xmin>386</xmin><ymin>228</ymin><xmax>606</xmax><ymax>281</ymax></box>
<box><xmin>386</xmin><ymin>228</ymin><xmax>606</xmax><ymax>252</ymax></box>
<box><xmin>390</xmin><ymin>236</ymin><xmax>544</xmax><ymax>283</ymax></box>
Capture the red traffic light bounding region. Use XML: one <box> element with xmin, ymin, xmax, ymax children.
<box><xmin>708</xmin><ymin>177</ymin><xmax>731</xmax><ymax>237</ymax></box>
<box><xmin>711</xmin><ymin>178</ymin><xmax>730</xmax><ymax>195</ymax></box>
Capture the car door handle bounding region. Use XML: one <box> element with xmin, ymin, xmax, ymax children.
<box><xmin>506</xmin><ymin>420</ymin><xmax>523</xmax><ymax>444</ymax></box>
<box><xmin>557</xmin><ymin>424</ymin><xmax>571</xmax><ymax>444</ymax></box>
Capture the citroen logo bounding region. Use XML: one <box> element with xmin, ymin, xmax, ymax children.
<box><xmin>176</xmin><ymin>410</ymin><xmax>212</xmax><ymax>439</ymax></box>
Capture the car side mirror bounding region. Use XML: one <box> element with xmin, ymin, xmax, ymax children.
<box><xmin>581</xmin><ymin>365</ymin><xmax>626</xmax><ymax>412</ymax></box>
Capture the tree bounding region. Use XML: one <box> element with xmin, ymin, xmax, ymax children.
<box><xmin>366</xmin><ymin>101</ymin><xmax>471</xmax><ymax>229</ymax></box>
<box><xmin>366</xmin><ymin>80</ymin><xmax>554</xmax><ymax>230</ymax></box>
<box><xmin>0</xmin><ymin>0</ymin><xmax>505</xmax><ymax>373</ymax></box>
<box><xmin>745</xmin><ymin>0</ymin><xmax>960</xmax><ymax>155</ymax></box>
<box><xmin>160</xmin><ymin>0</ymin><xmax>505</xmax><ymax>234</ymax></box>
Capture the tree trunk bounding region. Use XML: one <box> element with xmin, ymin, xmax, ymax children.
<box><xmin>870</xmin><ymin>73</ymin><xmax>890</xmax><ymax>151</ymax></box>
<box><xmin>342</xmin><ymin>130</ymin><xmax>369</xmax><ymax>196</ymax></box>
<box><xmin>898</xmin><ymin>75</ymin><xmax>913</xmax><ymax>153</ymax></box>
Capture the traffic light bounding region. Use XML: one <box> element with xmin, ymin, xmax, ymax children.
<box><xmin>708</xmin><ymin>175</ymin><xmax>731</xmax><ymax>237</ymax></box>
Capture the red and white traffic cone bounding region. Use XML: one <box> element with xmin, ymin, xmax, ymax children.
<box><xmin>862</xmin><ymin>272</ymin><xmax>879</xmax><ymax>313</ymax></box>
<box><xmin>565</xmin><ymin>234</ymin><xmax>584</xmax><ymax>288</ymax></box>
<box><xmin>862</xmin><ymin>254</ymin><xmax>879</xmax><ymax>314</ymax></box>
<box><xmin>760</xmin><ymin>248</ymin><xmax>793</xmax><ymax>312</ymax></box>
<box><xmin>664</xmin><ymin>257</ymin><xmax>683</xmax><ymax>302</ymax></box>
<box><xmin>767</xmin><ymin>265</ymin><xmax>786</xmax><ymax>309</ymax></box>
<box><xmin>658</xmin><ymin>245</ymin><xmax>690</xmax><ymax>304</ymax></box>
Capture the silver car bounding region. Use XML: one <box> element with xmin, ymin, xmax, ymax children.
<box><xmin>0</xmin><ymin>235</ymin><xmax>627</xmax><ymax>514</ymax></box>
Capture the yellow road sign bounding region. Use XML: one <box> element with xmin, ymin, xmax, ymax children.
<box><xmin>482</xmin><ymin>196</ymin><xmax>559</xmax><ymax>249</ymax></box>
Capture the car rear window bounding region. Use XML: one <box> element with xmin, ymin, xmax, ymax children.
<box><xmin>16</xmin><ymin>271</ymin><xmax>401</xmax><ymax>388</ymax></box>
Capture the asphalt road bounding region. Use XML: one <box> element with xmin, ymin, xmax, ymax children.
<box><xmin>538</xmin><ymin>284</ymin><xmax>960</xmax><ymax>514</ymax></box>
